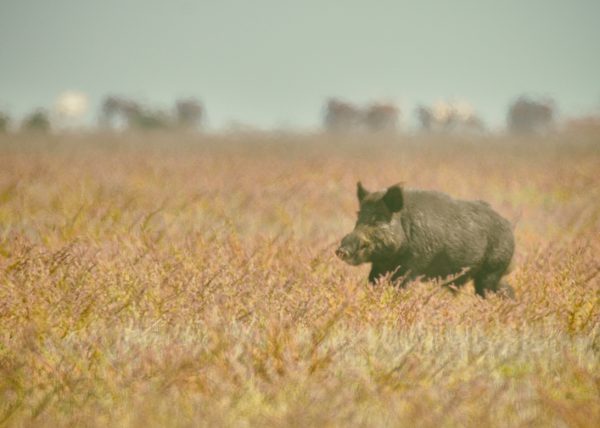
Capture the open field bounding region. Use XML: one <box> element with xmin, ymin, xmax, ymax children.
<box><xmin>0</xmin><ymin>133</ymin><xmax>599</xmax><ymax>427</ymax></box>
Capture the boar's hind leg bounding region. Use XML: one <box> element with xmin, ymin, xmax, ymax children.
<box><xmin>474</xmin><ymin>269</ymin><xmax>514</xmax><ymax>298</ymax></box>
<box><xmin>497</xmin><ymin>280</ymin><xmax>515</xmax><ymax>299</ymax></box>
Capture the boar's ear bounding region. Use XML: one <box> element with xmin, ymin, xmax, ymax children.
<box><xmin>357</xmin><ymin>181</ymin><xmax>369</xmax><ymax>202</ymax></box>
<box><xmin>383</xmin><ymin>184</ymin><xmax>404</xmax><ymax>212</ymax></box>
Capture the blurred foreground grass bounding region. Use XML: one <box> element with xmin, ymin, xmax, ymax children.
<box><xmin>0</xmin><ymin>133</ymin><xmax>599</xmax><ymax>427</ymax></box>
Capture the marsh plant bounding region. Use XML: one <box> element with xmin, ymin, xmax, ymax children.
<box><xmin>0</xmin><ymin>133</ymin><xmax>598</xmax><ymax>427</ymax></box>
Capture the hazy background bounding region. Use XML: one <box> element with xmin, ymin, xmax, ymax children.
<box><xmin>1</xmin><ymin>0</ymin><xmax>599</xmax><ymax>130</ymax></box>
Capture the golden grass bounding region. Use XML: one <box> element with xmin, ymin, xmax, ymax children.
<box><xmin>0</xmin><ymin>133</ymin><xmax>599</xmax><ymax>427</ymax></box>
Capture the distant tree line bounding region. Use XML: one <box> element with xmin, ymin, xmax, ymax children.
<box><xmin>99</xmin><ymin>96</ymin><xmax>203</xmax><ymax>131</ymax></box>
<box><xmin>506</xmin><ymin>96</ymin><xmax>555</xmax><ymax>134</ymax></box>
<box><xmin>324</xmin><ymin>98</ymin><xmax>399</xmax><ymax>133</ymax></box>
<box><xmin>323</xmin><ymin>95</ymin><xmax>563</xmax><ymax>135</ymax></box>
<box><xmin>0</xmin><ymin>96</ymin><xmax>203</xmax><ymax>134</ymax></box>
<box><xmin>0</xmin><ymin>112</ymin><xmax>10</xmax><ymax>133</ymax></box>
<box><xmin>414</xmin><ymin>101</ymin><xmax>484</xmax><ymax>134</ymax></box>
<box><xmin>0</xmin><ymin>94</ymin><xmax>595</xmax><ymax>136</ymax></box>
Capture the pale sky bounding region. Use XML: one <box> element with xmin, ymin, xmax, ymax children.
<box><xmin>1</xmin><ymin>0</ymin><xmax>599</xmax><ymax>130</ymax></box>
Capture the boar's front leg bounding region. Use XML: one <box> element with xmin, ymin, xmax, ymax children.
<box><xmin>368</xmin><ymin>264</ymin><xmax>389</xmax><ymax>284</ymax></box>
<box><xmin>369</xmin><ymin>263</ymin><xmax>410</xmax><ymax>286</ymax></box>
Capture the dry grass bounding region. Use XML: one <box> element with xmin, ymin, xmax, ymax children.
<box><xmin>0</xmin><ymin>133</ymin><xmax>599</xmax><ymax>427</ymax></box>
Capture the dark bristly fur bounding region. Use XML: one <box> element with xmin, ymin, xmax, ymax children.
<box><xmin>336</xmin><ymin>182</ymin><xmax>515</xmax><ymax>298</ymax></box>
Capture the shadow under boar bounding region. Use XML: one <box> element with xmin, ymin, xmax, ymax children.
<box><xmin>336</xmin><ymin>182</ymin><xmax>515</xmax><ymax>298</ymax></box>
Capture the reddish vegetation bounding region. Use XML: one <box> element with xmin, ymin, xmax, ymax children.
<box><xmin>0</xmin><ymin>133</ymin><xmax>598</xmax><ymax>427</ymax></box>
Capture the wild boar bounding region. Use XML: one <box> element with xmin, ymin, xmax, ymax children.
<box><xmin>336</xmin><ymin>182</ymin><xmax>515</xmax><ymax>298</ymax></box>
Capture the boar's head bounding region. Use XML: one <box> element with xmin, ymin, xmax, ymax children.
<box><xmin>336</xmin><ymin>182</ymin><xmax>405</xmax><ymax>265</ymax></box>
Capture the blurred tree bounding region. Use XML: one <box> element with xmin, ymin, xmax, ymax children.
<box><xmin>507</xmin><ymin>96</ymin><xmax>555</xmax><ymax>134</ymax></box>
<box><xmin>175</xmin><ymin>98</ymin><xmax>203</xmax><ymax>129</ymax></box>
<box><xmin>364</xmin><ymin>103</ymin><xmax>399</xmax><ymax>133</ymax></box>
<box><xmin>323</xmin><ymin>98</ymin><xmax>363</xmax><ymax>133</ymax></box>
<box><xmin>100</xmin><ymin>96</ymin><xmax>171</xmax><ymax>131</ymax></box>
<box><xmin>22</xmin><ymin>109</ymin><xmax>51</xmax><ymax>132</ymax></box>
<box><xmin>0</xmin><ymin>112</ymin><xmax>10</xmax><ymax>133</ymax></box>
<box><xmin>99</xmin><ymin>95</ymin><xmax>124</xmax><ymax>129</ymax></box>
<box><xmin>416</xmin><ymin>105</ymin><xmax>433</xmax><ymax>132</ymax></box>
<box><xmin>416</xmin><ymin>102</ymin><xmax>484</xmax><ymax>134</ymax></box>
<box><xmin>129</xmin><ymin>109</ymin><xmax>171</xmax><ymax>130</ymax></box>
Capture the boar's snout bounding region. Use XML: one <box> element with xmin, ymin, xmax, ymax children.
<box><xmin>335</xmin><ymin>246</ymin><xmax>351</xmax><ymax>260</ymax></box>
<box><xmin>336</xmin><ymin>234</ymin><xmax>357</xmax><ymax>260</ymax></box>
<box><xmin>335</xmin><ymin>247</ymin><xmax>346</xmax><ymax>259</ymax></box>
<box><xmin>336</xmin><ymin>233</ymin><xmax>369</xmax><ymax>265</ymax></box>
